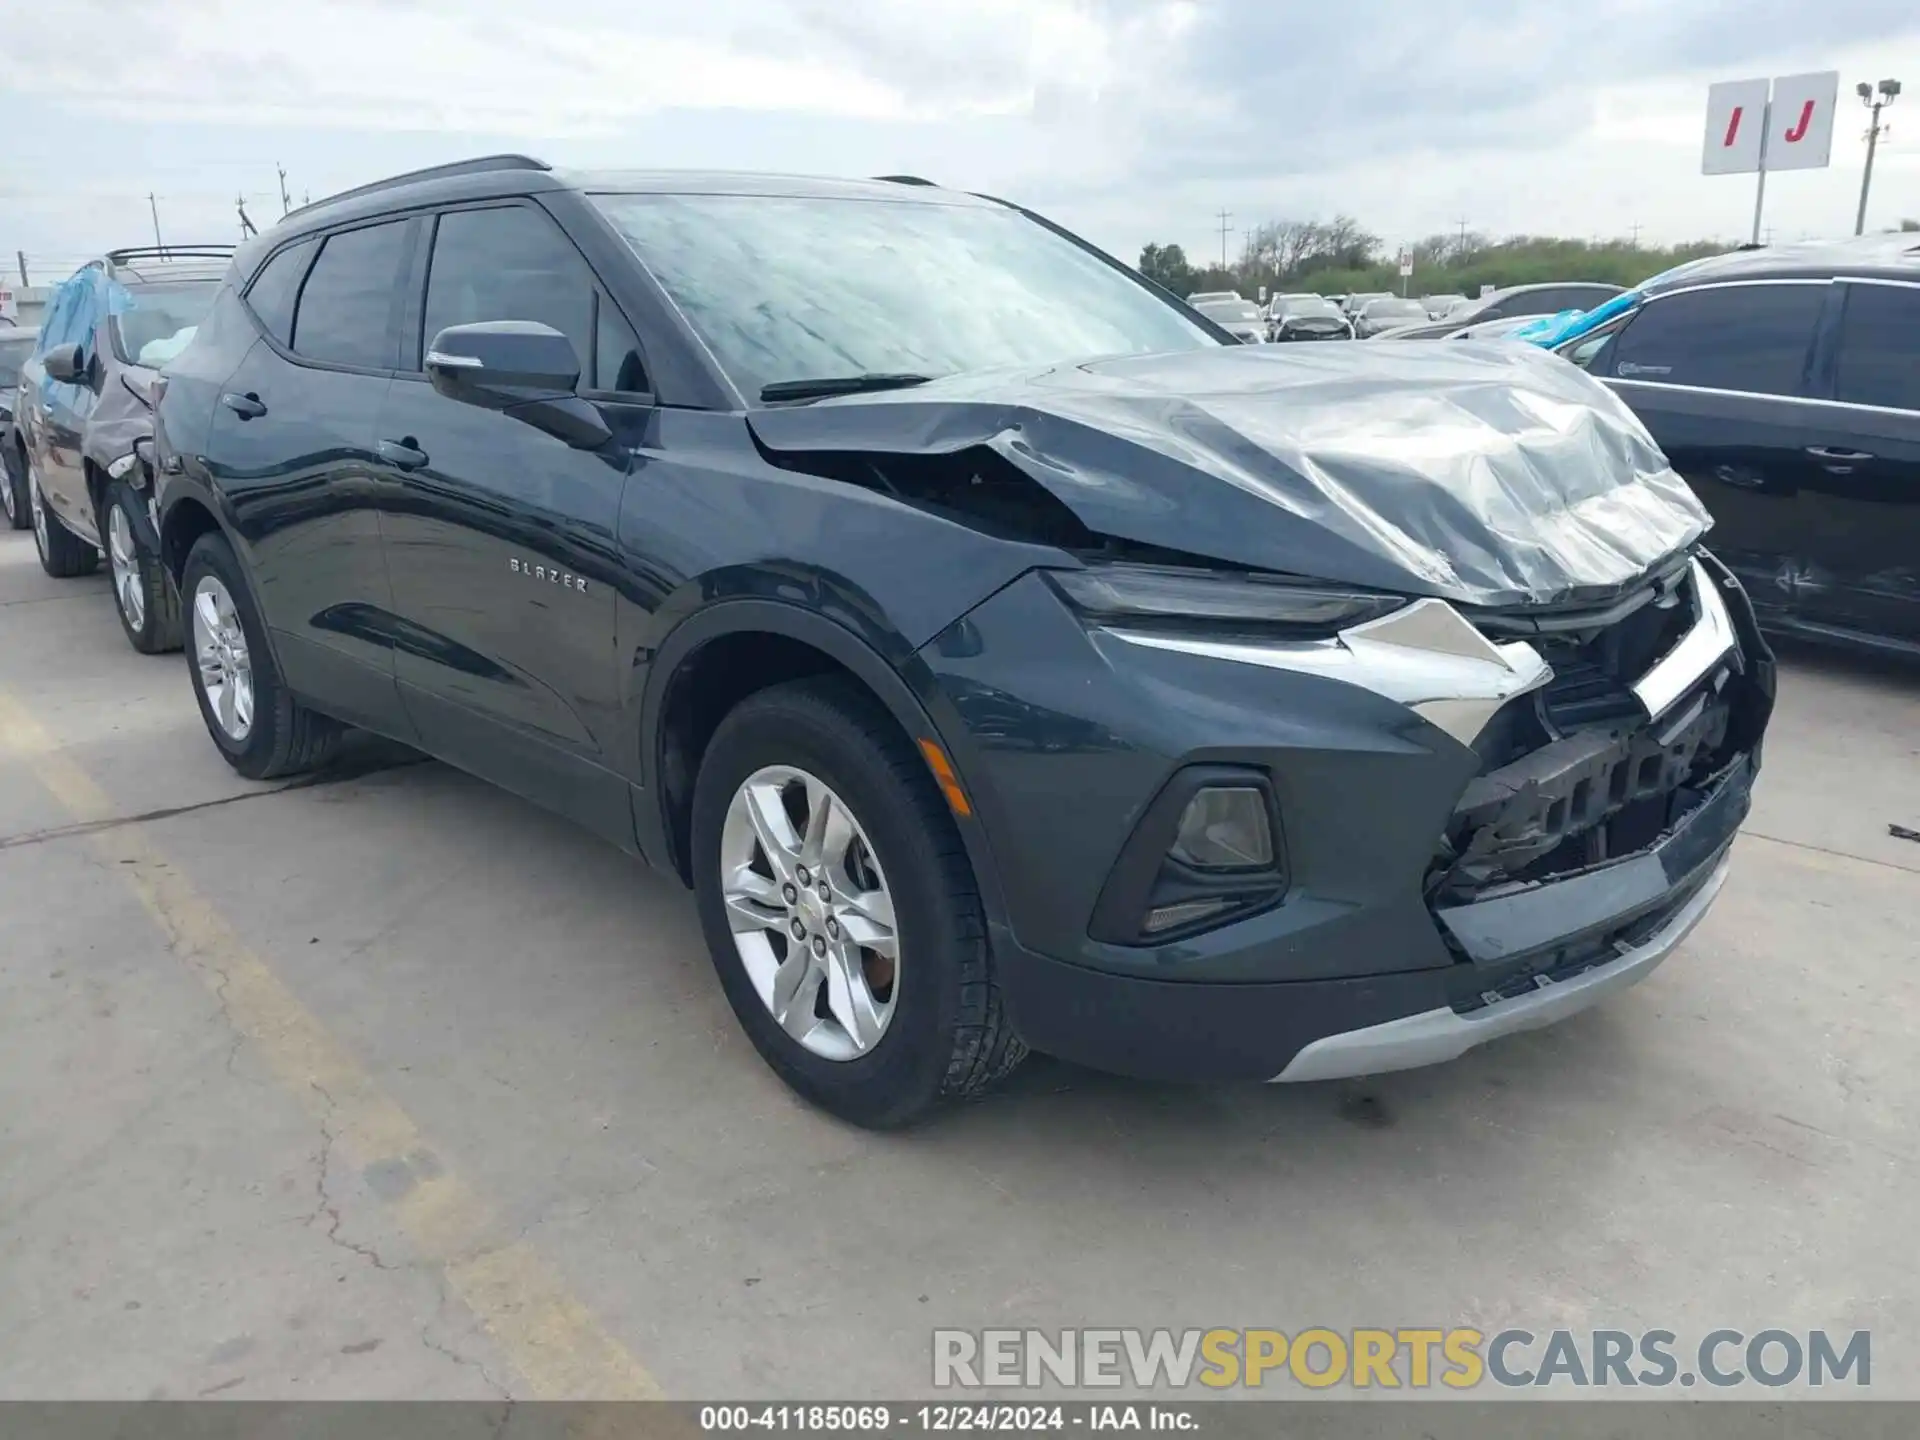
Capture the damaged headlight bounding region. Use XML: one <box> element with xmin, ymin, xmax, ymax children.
<box><xmin>106</xmin><ymin>451</ymin><xmax>141</xmax><ymax>481</ymax></box>
<box><xmin>1048</xmin><ymin>563</ymin><xmax>1405</xmax><ymax>635</ymax></box>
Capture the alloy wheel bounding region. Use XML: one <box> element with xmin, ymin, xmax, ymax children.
<box><xmin>719</xmin><ymin>765</ymin><xmax>900</xmax><ymax>1061</ymax></box>
<box><xmin>191</xmin><ymin>575</ymin><xmax>255</xmax><ymax>741</ymax></box>
<box><xmin>108</xmin><ymin>504</ymin><xmax>146</xmax><ymax>632</ymax></box>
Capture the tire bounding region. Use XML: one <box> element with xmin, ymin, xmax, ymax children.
<box><xmin>691</xmin><ymin>676</ymin><xmax>1026</xmax><ymax>1128</ymax></box>
<box><xmin>105</xmin><ymin>481</ymin><xmax>183</xmax><ymax>654</ymax></box>
<box><xmin>2</xmin><ymin>439</ymin><xmax>28</xmax><ymax>531</ymax></box>
<box><xmin>28</xmin><ymin>461</ymin><xmax>100</xmax><ymax>578</ymax></box>
<box><xmin>181</xmin><ymin>530</ymin><xmax>342</xmax><ymax>780</ymax></box>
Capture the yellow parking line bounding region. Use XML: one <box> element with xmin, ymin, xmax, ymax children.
<box><xmin>0</xmin><ymin>690</ymin><xmax>663</xmax><ymax>1401</ymax></box>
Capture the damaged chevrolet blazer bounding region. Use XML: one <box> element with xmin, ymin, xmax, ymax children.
<box><xmin>151</xmin><ymin>158</ymin><xmax>1774</xmax><ymax>1126</ymax></box>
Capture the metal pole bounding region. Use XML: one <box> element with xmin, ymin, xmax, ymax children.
<box><xmin>148</xmin><ymin>192</ymin><xmax>166</xmax><ymax>255</ymax></box>
<box><xmin>1855</xmin><ymin>99</ymin><xmax>1883</xmax><ymax>235</ymax></box>
<box><xmin>16</xmin><ymin>251</ymin><xmax>26</xmax><ymax>286</ymax></box>
<box><xmin>1751</xmin><ymin>97</ymin><xmax>1772</xmax><ymax>245</ymax></box>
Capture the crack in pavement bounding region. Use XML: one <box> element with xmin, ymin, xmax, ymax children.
<box><xmin>0</xmin><ymin>755</ymin><xmax>432</xmax><ymax>854</ymax></box>
<box><xmin>1744</xmin><ymin>828</ymin><xmax>1920</xmax><ymax>878</ymax></box>
<box><xmin>305</xmin><ymin>1083</ymin><xmax>405</xmax><ymax>1275</ymax></box>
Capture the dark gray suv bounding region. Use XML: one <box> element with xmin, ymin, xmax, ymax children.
<box><xmin>150</xmin><ymin>156</ymin><xmax>1774</xmax><ymax>1126</ymax></box>
<box><xmin>13</xmin><ymin>247</ymin><xmax>231</xmax><ymax>651</ymax></box>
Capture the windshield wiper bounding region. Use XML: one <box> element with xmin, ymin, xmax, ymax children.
<box><xmin>759</xmin><ymin>372</ymin><xmax>934</xmax><ymax>403</ymax></box>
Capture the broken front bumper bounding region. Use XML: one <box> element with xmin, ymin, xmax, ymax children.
<box><xmin>1276</xmin><ymin>754</ymin><xmax>1748</xmax><ymax>1081</ymax></box>
<box><xmin>920</xmin><ymin>553</ymin><xmax>1769</xmax><ymax>1085</ymax></box>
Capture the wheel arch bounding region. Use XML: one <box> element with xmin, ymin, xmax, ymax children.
<box><xmin>639</xmin><ymin>599</ymin><xmax>1012</xmax><ymax>934</ymax></box>
<box><xmin>156</xmin><ymin>482</ymin><xmax>289</xmax><ymax>678</ymax></box>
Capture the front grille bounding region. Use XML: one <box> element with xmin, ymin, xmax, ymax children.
<box><xmin>1429</xmin><ymin>564</ymin><xmax>1746</xmax><ymax>904</ymax></box>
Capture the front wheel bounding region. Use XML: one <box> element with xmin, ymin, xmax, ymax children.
<box><xmin>106</xmin><ymin>482</ymin><xmax>183</xmax><ymax>653</ymax></box>
<box><xmin>691</xmin><ymin>677</ymin><xmax>1026</xmax><ymax>1128</ymax></box>
<box><xmin>182</xmin><ymin>530</ymin><xmax>342</xmax><ymax>779</ymax></box>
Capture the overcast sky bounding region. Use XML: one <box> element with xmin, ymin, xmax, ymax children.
<box><xmin>3</xmin><ymin>0</ymin><xmax>1917</xmax><ymax>285</ymax></box>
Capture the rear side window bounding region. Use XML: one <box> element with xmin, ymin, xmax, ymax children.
<box><xmin>292</xmin><ymin>220</ymin><xmax>410</xmax><ymax>369</ymax></box>
<box><xmin>1607</xmin><ymin>283</ymin><xmax>1823</xmax><ymax>397</ymax></box>
<box><xmin>245</xmin><ymin>239</ymin><xmax>317</xmax><ymax>347</ymax></box>
<box><xmin>1833</xmin><ymin>282</ymin><xmax>1920</xmax><ymax>412</ymax></box>
<box><xmin>423</xmin><ymin>206</ymin><xmax>595</xmax><ymax>376</ymax></box>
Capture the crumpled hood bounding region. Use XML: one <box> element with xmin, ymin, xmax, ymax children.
<box><xmin>747</xmin><ymin>342</ymin><xmax>1710</xmax><ymax>608</ymax></box>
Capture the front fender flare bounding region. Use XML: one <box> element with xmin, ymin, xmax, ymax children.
<box><xmin>635</xmin><ymin>597</ymin><xmax>1012</xmax><ymax>936</ymax></box>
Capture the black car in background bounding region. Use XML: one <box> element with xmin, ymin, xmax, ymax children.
<box><xmin>13</xmin><ymin>246</ymin><xmax>233</xmax><ymax>651</ymax></box>
<box><xmin>1382</xmin><ymin>282</ymin><xmax>1626</xmax><ymax>339</ymax></box>
<box><xmin>149</xmin><ymin>156</ymin><xmax>1770</xmax><ymax>1126</ymax></box>
<box><xmin>1</xmin><ymin>325</ymin><xmax>39</xmax><ymax>528</ymax></box>
<box><xmin>1267</xmin><ymin>293</ymin><xmax>1351</xmax><ymax>341</ymax></box>
<box><xmin>1557</xmin><ymin>236</ymin><xmax>1920</xmax><ymax>655</ymax></box>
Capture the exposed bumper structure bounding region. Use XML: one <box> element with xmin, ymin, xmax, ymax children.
<box><xmin>921</xmin><ymin>552</ymin><xmax>1773</xmax><ymax>1088</ymax></box>
<box><xmin>1272</xmin><ymin>852</ymin><xmax>1729</xmax><ymax>1082</ymax></box>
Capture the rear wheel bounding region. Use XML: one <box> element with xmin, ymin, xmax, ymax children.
<box><xmin>28</xmin><ymin>463</ymin><xmax>100</xmax><ymax>578</ymax></box>
<box><xmin>182</xmin><ymin>530</ymin><xmax>342</xmax><ymax>779</ymax></box>
<box><xmin>106</xmin><ymin>482</ymin><xmax>183</xmax><ymax>653</ymax></box>
<box><xmin>691</xmin><ymin>677</ymin><xmax>1025</xmax><ymax>1128</ymax></box>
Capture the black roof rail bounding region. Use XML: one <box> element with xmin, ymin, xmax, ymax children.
<box><xmin>288</xmin><ymin>154</ymin><xmax>552</xmax><ymax>219</ymax></box>
<box><xmin>105</xmin><ymin>244</ymin><xmax>237</xmax><ymax>266</ymax></box>
<box><xmin>874</xmin><ymin>174</ymin><xmax>938</xmax><ymax>187</ymax></box>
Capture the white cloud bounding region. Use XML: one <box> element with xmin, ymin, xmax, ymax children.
<box><xmin>2</xmin><ymin>0</ymin><xmax>1916</xmax><ymax>267</ymax></box>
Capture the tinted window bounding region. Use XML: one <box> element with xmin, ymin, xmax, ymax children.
<box><xmin>292</xmin><ymin>221</ymin><xmax>410</xmax><ymax>369</ymax></box>
<box><xmin>1833</xmin><ymin>282</ymin><xmax>1920</xmax><ymax>412</ymax></box>
<box><xmin>1607</xmin><ymin>283</ymin><xmax>1822</xmax><ymax>396</ymax></box>
<box><xmin>592</xmin><ymin>193</ymin><xmax>1216</xmax><ymax>399</ymax></box>
<box><xmin>245</xmin><ymin>239</ymin><xmax>316</xmax><ymax>347</ymax></box>
<box><xmin>423</xmin><ymin>206</ymin><xmax>594</xmax><ymax>375</ymax></box>
<box><xmin>594</xmin><ymin>298</ymin><xmax>647</xmax><ymax>393</ymax></box>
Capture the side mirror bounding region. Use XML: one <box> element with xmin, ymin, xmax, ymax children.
<box><xmin>425</xmin><ymin>321</ymin><xmax>609</xmax><ymax>450</ymax></box>
<box><xmin>42</xmin><ymin>342</ymin><xmax>85</xmax><ymax>383</ymax></box>
<box><xmin>426</xmin><ymin>321</ymin><xmax>580</xmax><ymax>403</ymax></box>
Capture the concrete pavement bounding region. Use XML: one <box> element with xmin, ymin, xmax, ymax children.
<box><xmin>2</xmin><ymin>528</ymin><xmax>1916</xmax><ymax>1401</ymax></box>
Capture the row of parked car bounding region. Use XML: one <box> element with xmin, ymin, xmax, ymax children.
<box><xmin>1187</xmin><ymin>282</ymin><xmax>1633</xmax><ymax>345</ymax></box>
<box><xmin>0</xmin><ymin>160</ymin><xmax>1909</xmax><ymax>1129</ymax></box>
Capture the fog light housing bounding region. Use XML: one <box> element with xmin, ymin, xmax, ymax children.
<box><xmin>1169</xmin><ymin>786</ymin><xmax>1273</xmax><ymax>870</ymax></box>
<box><xmin>1088</xmin><ymin>767</ymin><xmax>1289</xmax><ymax>946</ymax></box>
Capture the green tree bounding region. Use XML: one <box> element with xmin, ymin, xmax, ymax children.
<box><xmin>1138</xmin><ymin>242</ymin><xmax>1196</xmax><ymax>294</ymax></box>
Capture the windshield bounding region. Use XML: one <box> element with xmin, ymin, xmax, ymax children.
<box><xmin>591</xmin><ymin>193</ymin><xmax>1217</xmax><ymax>399</ymax></box>
<box><xmin>1196</xmin><ymin>299</ymin><xmax>1262</xmax><ymax>323</ymax></box>
<box><xmin>109</xmin><ymin>280</ymin><xmax>220</xmax><ymax>367</ymax></box>
<box><xmin>0</xmin><ymin>333</ymin><xmax>34</xmax><ymax>386</ymax></box>
<box><xmin>1280</xmin><ymin>296</ymin><xmax>1338</xmax><ymax>317</ymax></box>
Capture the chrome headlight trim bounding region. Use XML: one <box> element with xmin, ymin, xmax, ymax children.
<box><xmin>1630</xmin><ymin>558</ymin><xmax>1736</xmax><ymax>721</ymax></box>
<box><xmin>1107</xmin><ymin>597</ymin><xmax>1551</xmax><ymax>747</ymax></box>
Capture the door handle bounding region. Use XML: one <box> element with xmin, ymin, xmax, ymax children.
<box><xmin>1805</xmin><ymin>446</ymin><xmax>1873</xmax><ymax>462</ymax></box>
<box><xmin>220</xmin><ymin>391</ymin><xmax>268</xmax><ymax>420</ymax></box>
<box><xmin>376</xmin><ymin>438</ymin><xmax>429</xmax><ymax>471</ymax></box>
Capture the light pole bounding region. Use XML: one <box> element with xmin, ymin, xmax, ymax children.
<box><xmin>1855</xmin><ymin>78</ymin><xmax>1901</xmax><ymax>235</ymax></box>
